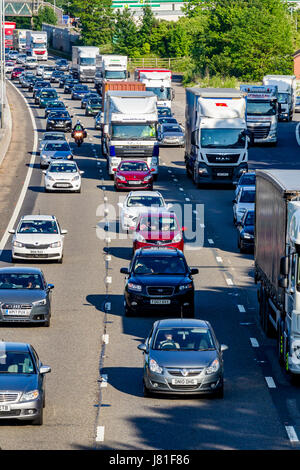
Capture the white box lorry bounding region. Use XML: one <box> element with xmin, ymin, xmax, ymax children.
<box><xmin>71</xmin><ymin>46</ymin><xmax>99</xmax><ymax>82</ymax></box>
<box><xmin>240</xmin><ymin>85</ymin><xmax>279</xmax><ymax>145</ymax></box>
<box><xmin>135</xmin><ymin>68</ymin><xmax>174</xmax><ymax>109</ymax></box>
<box><xmin>95</xmin><ymin>55</ymin><xmax>128</xmax><ymax>92</ymax></box>
<box><xmin>185</xmin><ymin>88</ymin><xmax>249</xmax><ymax>185</ymax></box>
<box><xmin>102</xmin><ymin>91</ymin><xmax>159</xmax><ymax>177</ymax></box>
<box><xmin>26</xmin><ymin>31</ymin><xmax>48</xmax><ymax>61</ymax></box>
<box><xmin>13</xmin><ymin>29</ymin><xmax>29</xmax><ymax>51</ymax></box>
<box><xmin>262</xmin><ymin>75</ymin><xmax>296</xmax><ymax>121</ymax></box>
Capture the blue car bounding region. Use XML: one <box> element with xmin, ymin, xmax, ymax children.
<box><xmin>71</xmin><ymin>84</ymin><xmax>90</xmax><ymax>100</ymax></box>
<box><xmin>237</xmin><ymin>209</ymin><xmax>254</xmax><ymax>253</ymax></box>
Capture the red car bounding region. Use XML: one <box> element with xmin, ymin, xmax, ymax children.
<box><xmin>11</xmin><ymin>67</ymin><xmax>24</xmax><ymax>80</ymax></box>
<box><xmin>132</xmin><ymin>211</ymin><xmax>185</xmax><ymax>252</ymax></box>
<box><xmin>113</xmin><ymin>160</ymin><xmax>155</xmax><ymax>191</ymax></box>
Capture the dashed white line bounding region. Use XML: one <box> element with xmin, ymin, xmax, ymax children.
<box><xmin>102</xmin><ymin>334</ymin><xmax>109</xmax><ymax>344</ymax></box>
<box><xmin>100</xmin><ymin>374</ymin><xmax>108</xmax><ymax>388</ymax></box>
<box><xmin>286</xmin><ymin>426</ymin><xmax>299</xmax><ymax>443</ymax></box>
<box><xmin>216</xmin><ymin>256</ymin><xmax>223</xmax><ymax>263</ymax></box>
<box><xmin>208</xmin><ymin>239</ymin><xmax>214</xmax><ymax>244</ymax></box>
<box><xmin>250</xmin><ymin>337</ymin><xmax>259</xmax><ymax>348</ymax></box>
<box><xmin>96</xmin><ymin>426</ymin><xmax>105</xmax><ymax>442</ymax></box>
<box><xmin>200</xmin><ymin>223</ymin><xmax>205</xmax><ymax>229</ymax></box>
<box><xmin>226</xmin><ymin>278</ymin><xmax>234</xmax><ymax>286</ymax></box>
<box><xmin>265</xmin><ymin>377</ymin><xmax>276</xmax><ymax>389</ymax></box>
<box><xmin>105</xmin><ymin>276</ymin><xmax>112</xmax><ymax>284</ymax></box>
<box><xmin>237</xmin><ymin>305</ymin><xmax>246</xmax><ymax>313</ymax></box>
<box><xmin>185</xmin><ymin>197</ymin><xmax>190</xmax><ymax>202</ymax></box>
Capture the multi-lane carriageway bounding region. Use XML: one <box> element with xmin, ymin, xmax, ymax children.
<box><xmin>0</xmin><ymin>58</ymin><xmax>300</xmax><ymax>450</ymax></box>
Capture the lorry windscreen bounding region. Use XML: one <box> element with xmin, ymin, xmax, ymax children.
<box><xmin>201</xmin><ymin>129</ymin><xmax>246</xmax><ymax>149</ymax></box>
<box><xmin>33</xmin><ymin>43</ymin><xmax>46</xmax><ymax>49</ymax></box>
<box><xmin>112</xmin><ymin>124</ymin><xmax>156</xmax><ymax>140</ymax></box>
<box><xmin>247</xmin><ymin>101</ymin><xmax>276</xmax><ymax>116</ymax></box>
<box><xmin>147</xmin><ymin>87</ymin><xmax>171</xmax><ymax>100</ymax></box>
<box><xmin>105</xmin><ymin>70</ymin><xmax>127</xmax><ymax>80</ymax></box>
<box><xmin>80</xmin><ymin>57</ymin><xmax>95</xmax><ymax>65</ymax></box>
<box><xmin>278</xmin><ymin>93</ymin><xmax>291</xmax><ymax>104</ymax></box>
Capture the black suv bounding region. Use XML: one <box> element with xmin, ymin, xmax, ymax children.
<box><xmin>120</xmin><ymin>248</ymin><xmax>198</xmax><ymax>317</ymax></box>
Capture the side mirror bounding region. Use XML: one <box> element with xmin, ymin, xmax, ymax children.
<box><xmin>278</xmin><ymin>103</ymin><xmax>282</xmax><ymax>113</ymax></box>
<box><xmin>221</xmin><ymin>344</ymin><xmax>228</xmax><ymax>352</ymax></box>
<box><xmin>112</xmin><ymin>168</ymin><xmax>117</xmax><ymax>172</ymax></box>
<box><xmin>280</xmin><ymin>256</ymin><xmax>289</xmax><ymax>277</ymax></box>
<box><xmin>61</xmin><ymin>229</ymin><xmax>68</xmax><ymax>235</ymax></box>
<box><xmin>47</xmin><ymin>283</ymin><xmax>55</xmax><ymax>290</ymax></box>
<box><xmin>79</xmin><ymin>170</ymin><xmax>84</xmax><ymax>175</ymax></box>
<box><xmin>40</xmin><ymin>365</ymin><xmax>51</xmax><ymax>375</ymax></box>
<box><xmin>42</xmin><ymin>170</ymin><xmax>46</xmax><ymax>175</ymax></box>
<box><xmin>182</xmin><ymin>226</ymin><xmax>186</xmax><ymax>232</ymax></box>
<box><xmin>190</xmin><ymin>268</ymin><xmax>199</xmax><ymax>275</ymax></box>
<box><xmin>120</xmin><ymin>267</ymin><xmax>129</xmax><ymax>275</ymax></box>
<box><xmin>127</xmin><ymin>71</ymin><xmax>130</xmax><ymax>78</ymax></box>
<box><xmin>278</xmin><ymin>277</ymin><xmax>288</xmax><ymax>289</ymax></box>
<box><xmin>137</xmin><ymin>344</ymin><xmax>147</xmax><ymax>353</ymax></box>
<box><xmin>150</xmin><ymin>168</ymin><xmax>155</xmax><ymax>172</ymax></box>
<box><xmin>232</xmin><ymin>199</ymin><xmax>237</xmax><ymax>204</ymax></box>
<box><xmin>8</xmin><ymin>229</ymin><xmax>15</xmax><ymax>234</ymax></box>
<box><xmin>191</xmin><ymin>130</ymin><xmax>198</xmax><ymax>147</ymax></box>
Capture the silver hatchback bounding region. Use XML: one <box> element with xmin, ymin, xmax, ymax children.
<box><xmin>138</xmin><ymin>318</ymin><xmax>228</xmax><ymax>397</ymax></box>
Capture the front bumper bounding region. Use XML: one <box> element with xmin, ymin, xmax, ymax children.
<box><xmin>126</xmin><ymin>289</ymin><xmax>193</xmax><ymax>314</ymax></box>
<box><xmin>196</xmin><ymin>163</ymin><xmax>248</xmax><ymax>185</ymax></box>
<box><xmin>45</xmin><ymin>179</ymin><xmax>81</xmax><ymax>192</ymax></box>
<box><xmin>12</xmin><ymin>245</ymin><xmax>62</xmax><ymax>260</ymax></box>
<box><xmin>115</xmin><ymin>180</ymin><xmax>152</xmax><ymax>191</ymax></box>
<box><xmin>0</xmin><ymin>305</ymin><xmax>50</xmax><ymax>324</ymax></box>
<box><xmin>240</xmin><ymin>237</ymin><xmax>254</xmax><ymax>251</ymax></box>
<box><xmin>160</xmin><ymin>139</ymin><xmax>185</xmax><ymax>147</ymax></box>
<box><xmin>0</xmin><ymin>397</ymin><xmax>43</xmax><ymax>421</ymax></box>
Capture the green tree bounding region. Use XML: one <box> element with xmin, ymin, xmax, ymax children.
<box><xmin>138</xmin><ymin>4</ymin><xmax>157</xmax><ymax>49</ymax></box>
<box><xmin>113</xmin><ymin>8</ymin><xmax>140</xmax><ymax>57</ymax></box>
<box><xmin>69</xmin><ymin>0</ymin><xmax>113</xmax><ymax>46</ymax></box>
<box><xmin>33</xmin><ymin>6</ymin><xmax>58</xmax><ymax>31</ymax></box>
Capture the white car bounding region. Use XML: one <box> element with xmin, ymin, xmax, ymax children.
<box><xmin>9</xmin><ymin>215</ymin><xmax>67</xmax><ymax>263</ymax></box>
<box><xmin>36</xmin><ymin>64</ymin><xmax>45</xmax><ymax>76</ymax></box>
<box><xmin>233</xmin><ymin>186</ymin><xmax>256</xmax><ymax>224</ymax></box>
<box><xmin>43</xmin><ymin>160</ymin><xmax>83</xmax><ymax>193</ymax></box>
<box><xmin>25</xmin><ymin>57</ymin><xmax>38</xmax><ymax>69</ymax></box>
<box><xmin>16</xmin><ymin>54</ymin><xmax>27</xmax><ymax>65</ymax></box>
<box><xmin>39</xmin><ymin>132</ymin><xmax>67</xmax><ymax>153</ymax></box>
<box><xmin>42</xmin><ymin>65</ymin><xmax>55</xmax><ymax>79</ymax></box>
<box><xmin>5</xmin><ymin>61</ymin><xmax>15</xmax><ymax>73</ymax></box>
<box><xmin>118</xmin><ymin>191</ymin><xmax>171</xmax><ymax>231</ymax></box>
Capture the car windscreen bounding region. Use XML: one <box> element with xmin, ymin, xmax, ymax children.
<box><xmin>138</xmin><ymin>215</ymin><xmax>178</xmax><ymax>231</ymax></box>
<box><xmin>74</xmin><ymin>86</ymin><xmax>89</xmax><ymax>92</ymax></box>
<box><xmin>44</xmin><ymin>142</ymin><xmax>70</xmax><ymax>151</ymax></box>
<box><xmin>18</xmin><ymin>220</ymin><xmax>59</xmax><ymax>234</ymax></box>
<box><xmin>47</xmin><ymin>102</ymin><xmax>65</xmax><ymax>108</ymax></box>
<box><xmin>127</xmin><ymin>196</ymin><xmax>164</xmax><ymax>207</ymax></box>
<box><xmin>240</xmin><ymin>191</ymin><xmax>256</xmax><ymax>203</ymax></box>
<box><xmin>0</xmin><ymin>273</ymin><xmax>43</xmax><ymax>289</ymax></box>
<box><xmin>133</xmin><ymin>256</ymin><xmax>186</xmax><ymax>275</ymax></box>
<box><xmin>40</xmin><ymin>91</ymin><xmax>57</xmax><ymax>98</ymax></box>
<box><xmin>43</xmin><ymin>135</ymin><xmax>65</xmax><ymax>141</ymax></box>
<box><xmin>119</xmin><ymin>162</ymin><xmax>149</xmax><ymax>172</ymax></box>
<box><xmin>0</xmin><ymin>351</ymin><xmax>36</xmax><ymax>374</ymax></box>
<box><xmin>49</xmin><ymin>163</ymin><xmax>77</xmax><ymax>173</ymax></box>
<box><xmin>152</xmin><ymin>327</ymin><xmax>215</xmax><ymax>351</ymax></box>
<box><xmin>244</xmin><ymin>212</ymin><xmax>255</xmax><ymax>226</ymax></box>
<box><xmin>163</xmin><ymin>125</ymin><xmax>182</xmax><ymax>133</ymax></box>
<box><xmin>48</xmin><ymin>112</ymin><xmax>68</xmax><ymax>118</ymax></box>
<box><xmin>89</xmin><ymin>99</ymin><xmax>102</xmax><ymax>105</ymax></box>
<box><xmin>157</xmin><ymin>108</ymin><xmax>172</xmax><ymax>117</ymax></box>
<box><xmin>240</xmin><ymin>174</ymin><xmax>256</xmax><ymax>185</ymax></box>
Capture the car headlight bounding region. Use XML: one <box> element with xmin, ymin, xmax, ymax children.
<box><xmin>206</xmin><ymin>358</ymin><xmax>220</xmax><ymax>375</ymax></box>
<box><xmin>143</xmin><ymin>175</ymin><xmax>152</xmax><ymax>182</ymax></box>
<box><xmin>136</xmin><ymin>233</ymin><xmax>145</xmax><ymax>243</ymax></box>
<box><xmin>242</xmin><ymin>233</ymin><xmax>254</xmax><ymax>239</ymax></box>
<box><xmin>67</xmin><ymin>155</ymin><xmax>73</xmax><ymax>160</ymax></box>
<box><xmin>179</xmin><ymin>282</ymin><xmax>193</xmax><ymax>291</ymax></box>
<box><xmin>173</xmin><ymin>232</ymin><xmax>182</xmax><ymax>243</ymax></box>
<box><xmin>20</xmin><ymin>390</ymin><xmax>39</xmax><ymax>402</ymax></box>
<box><xmin>50</xmin><ymin>241</ymin><xmax>61</xmax><ymax>248</ymax></box>
<box><xmin>128</xmin><ymin>282</ymin><xmax>142</xmax><ymax>292</ymax></box>
<box><xmin>72</xmin><ymin>175</ymin><xmax>80</xmax><ymax>181</ymax></box>
<box><xmin>48</xmin><ymin>120</ymin><xmax>54</xmax><ymax>124</ymax></box>
<box><xmin>13</xmin><ymin>240</ymin><xmax>24</xmax><ymax>248</ymax></box>
<box><xmin>237</xmin><ymin>208</ymin><xmax>246</xmax><ymax>214</ymax></box>
<box><xmin>46</xmin><ymin>175</ymin><xmax>55</xmax><ymax>181</ymax></box>
<box><xmin>117</xmin><ymin>175</ymin><xmax>126</xmax><ymax>182</ymax></box>
<box><xmin>149</xmin><ymin>359</ymin><xmax>163</xmax><ymax>374</ymax></box>
<box><xmin>32</xmin><ymin>299</ymin><xmax>47</xmax><ymax>306</ymax></box>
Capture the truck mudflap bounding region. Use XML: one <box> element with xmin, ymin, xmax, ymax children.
<box><xmin>193</xmin><ymin>162</ymin><xmax>248</xmax><ymax>185</ymax></box>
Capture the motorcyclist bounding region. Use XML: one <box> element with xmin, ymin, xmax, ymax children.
<box><xmin>72</xmin><ymin>120</ymin><xmax>87</xmax><ymax>139</ymax></box>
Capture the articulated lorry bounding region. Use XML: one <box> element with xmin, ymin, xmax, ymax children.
<box><xmin>262</xmin><ymin>75</ymin><xmax>296</xmax><ymax>121</ymax></box>
<box><xmin>102</xmin><ymin>90</ymin><xmax>159</xmax><ymax>177</ymax></box>
<box><xmin>13</xmin><ymin>29</ymin><xmax>29</xmax><ymax>51</ymax></box>
<box><xmin>185</xmin><ymin>88</ymin><xmax>249</xmax><ymax>185</ymax></box>
<box><xmin>71</xmin><ymin>46</ymin><xmax>99</xmax><ymax>82</ymax></box>
<box><xmin>255</xmin><ymin>169</ymin><xmax>300</xmax><ymax>376</ymax></box>
<box><xmin>26</xmin><ymin>31</ymin><xmax>47</xmax><ymax>61</ymax></box>
<box><xmin>240</xmin><ymin>85</ymin><xmax>279</xmax><ymax>145</ymax></box>
<box><xmin>95</xmin><ymin>55</ymin><xmax>128</xmax><ymax>92</ymax></box>
<box><xmin>135</xmin><ymin>68</ymin><xmax>174</xmax><ymax>109</ymax></box>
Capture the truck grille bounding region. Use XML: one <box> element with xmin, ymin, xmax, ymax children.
<box><xmin>206</xmin><ymin>154</ymin><xmax>240</xmax><ymax>164</ymax></box>
<box><xmin>247</xmin><ymin>124</ymin><xmax>270</xmax><ymax>139</ymax></box>
<box><xmin>147</xmin><ymin>286</ymin><xmax>174</xmax><ymax>296</ymax></box>
<box><xmin>211</xmin><ymin>167</ymin><xmax>234</xmax><ymax>179</ymax></box>
<box><xmin>115</xmin><ymin>146</ymin><xmax>154</xmax><ymax>157</ymax></box>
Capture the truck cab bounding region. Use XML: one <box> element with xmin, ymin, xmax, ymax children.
<box><xmin>137</xmin><ymin>69</ymin><xmax>174</xmax><ymax>109</ymax></box>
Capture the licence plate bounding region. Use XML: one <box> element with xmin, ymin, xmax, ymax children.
<box><xmin>30</xmin><ymin>250</ymin><xmax>44</xmax><ymax>254</ymax></box>
<box><xmin>217</xmin><ymin>173</ymin><xmax>229</xmax><ymax>177</ymax></box>
<box><xmin>171</xmin><ymin>378</ymin><xmax>198</xmax><ymax>385</ymax></box>
<box><xmin>150</xmin><ymin>299</ymin><xmax>171</xmax><ymax>305</ymax></box>
<box><xmin>56</xmin><ymin>183</ymin><xmax>69</xmax><ymax>187</ymax></box>
<box><xmin>130</xmin><ymin>181</ymin><xmax>141</xmax><ymax>185</ymax></box>
<box><xmin>0</xmin><ymin>405</ymin><xmax>11</xmax><ymax>412</ymax></box>
<box><xmin>5</xmin><ymin>309</ymin><xmax>30</xmax><ymax>316</ymax></box>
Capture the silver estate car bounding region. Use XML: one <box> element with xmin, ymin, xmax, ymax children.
<box><xmin>157</xmin><ymin>123</ymin><xmax>185</xmax><ymax>147</ymax></box>
<box><xmin>0</xmin><ymin>341</ymin><xmax>51</xmax><ymax>425</ymax></box>
<box><xmin>0</xmin><ymin>267</ymin><xmax>54</xmax><ymax>327</ymax></box>
<box><xmin>138</xmin><ymin>318</ymin><xmax>228</xmax><ymax>397</ymax></box>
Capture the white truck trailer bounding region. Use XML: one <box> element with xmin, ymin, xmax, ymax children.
<box><xmin>13</xmin><ymin>29</ymin><xmax>29</xmax><ymax>51</ymax></box>
<box><xmin>26</xmin><ymin>31</ymin><xmax>48</xmax><ymax>61</ymax></box>
<box><xmin>262</xmin><ymin>75</ymin><xmax>296</xmax><ymax>121</ymax></box>
<box><xmin>71</xmin><ymin>46</ymin><xmax>99</xmax><ymax>82</ymax></box>
<box><xmin>102</xmin><ymin>91</ymin><xmax>159</xmax><ymax>177</ymax></box>
<box><xmin>255</xmin><ymin>169</ymin><xmax>300</xmax><ymax>376</ymax></box>
<box><xmin>240</xmin><ymin>85</ymin><xmax>279</xmax><ymax>145</ymax></box>
<box><xmin>185</xmin><ymin>88</ymin><xmax>249</xmax><ymax>185</ymax></box>
<box><xmin>136</xmin><ymin>68</ymin><xmax>174</xmax><ymax>109</ymax></box>
<box><xmin>95</xmin><ymin>55</ymin><xmax>128</xmax><ymax>92</ymax></box>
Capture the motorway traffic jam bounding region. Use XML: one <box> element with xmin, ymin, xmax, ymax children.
<box><xmin>1</xmin><ymin>36</ymin><xmax>300</xmax><ymax>449</ymax></box>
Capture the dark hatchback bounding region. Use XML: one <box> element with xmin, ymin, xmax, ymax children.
<box><xmin>50</xmin><ymin>70</ymin><xmax>64</xmax><ymax>83</ymax></box>
<box><xmin>237</xmin><ymin>209</ymin><xmax>254</xmax><ymax>253</ymax></box>
<box><xmin>85</xmin><ymin>97</ymin><xmax>102</xmax><ymax>116</ymax></box>
<box><xmin>71</xmin><ymin>84</ymin><xmax>90</xmax><ymax>100</ymax></box>
<box><xmin>46</xmin><ymin>110</ymin><xmax>73</xmax><ymax>132</ymax></box>
<box><xmin>120</xmin><ymin>248</ymin><xmax>198</xmax><ymax>317</ymax></box>
<box><xmin>44</xmin><ymin>101</ymin><xmax>66</xmax><ymax>118</ymax></box>
<box><xmin>58</xmin><ymin>74</ymin><xmax>72</xmax><ymax>88</ymax></box>
<box><xmin>33</xmin><ymin>81</ymin><xmax>50</xmax><ymax>99</ymax></box>
<box><xmin>0</xmin><ymin>342</ymin><xmax>51</xmax><ymax>425</ymax></box>
<box><xmin>64</xmin><ymin>78</ymin><xmax>79</xmax><ymax>94</ymax></box>
<box><xmin>0</xmin><ymin>267</ymin><xmax>54</xmax><ymax>327</ymax></box>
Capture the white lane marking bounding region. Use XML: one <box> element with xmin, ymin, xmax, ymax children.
<box><xmin>250</xmin><ymin>337</ymin><xmax>259</xmax><ymax>348</ymax></box>
<box><xmin>296</xmin><ymin>122</ymin><xmax>300</xmax><ymax>146</ymax></box>
<box><xmin>286</xmin><ymin>426</ymin><xmax>299</xmax><ymax>443</ymax></box>
<box><xmin>102</xmin><ymin>334</ymin><xmax>109</xmax><ymax>344</ymax></box>
<box><xmin>226</xmin><ymin>278</ymin><xmax>234</xmax><ymax>286</ymax></box>
<box><xmin>200</xmin><ymin>223</ymin><xmax>205</xmax><ymax>228</ymax></box>
<box><xmin>179</xmin><ymin>187</ymin><xmax>184</xmax><ymax>191</ymax></box>
<box><xmin>185</xmin><ymin>198</ymin><xmax>190</xmax><ymax>202</ymax></box>
<box><xmin>265</xmin><ymin>377</ymin><xmax>276</xmax><ymax>389</ymax></box>
<box><xmin>0</xmin><ymin>82</ymin><xmax>38</xmax><ymax>256</ymax></box>
<box><xmin>237</xmin><ymin>304</ymin><xmax>246</xmax><ymax>313</ymax></box>
<box><xmin>96</xmin><ymin>426</ymin><xmax>105</xmax><ymax>442</ymax></box>
<box><xmin>193</xmin><ymin>210</ymin><xmax>197</xmax><ymax>215</ymax></box>
<box><xmin>105</xmin><ymin>255</ymin><xmax>111</xmax><ymax>261</ymax></box>
<box><xmin>216</xmin><ymin>256</ymin><xmax>223</xmax><ymax>263</ymax></box>
<box><xmin>208</xmin><ymin>239</ymin><xmax>214</xmax><ymax>244</ymax></box>
<box><xmin>100</xmin><ymin>374</ymin><xmax>108</xmax><ymax>388</ymax></box>
<box><xmin>105</xmin><ymin>276</ymin><xmax>112</xmax><ymax>284</ymax></box>
<box><xmin>105</xmin><ymin>301</ymin><xmax>111</xmax><ymax>311</ymax></box>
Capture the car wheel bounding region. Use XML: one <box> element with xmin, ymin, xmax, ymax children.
<box><xmin>31</xmin><ymin>408</ymin><xmax>43</xmax><ymax>425</ymax></box>
<box><xmin>214</xmin><ymin>383</ymin><xmax>224</xmax><ymax>399</ymax></box>
<box><xmin>44</xmin><ymin>317</ymin><xmax>50</xmax><ymax>327</ymax></box>
<box><xmin>143</xmin><ymin>381</ymin><xmax>153</xmax><ymax>398</ymax></box>
<box><xmin>57</xmin><ymin>255</ymin><xmax>63</xmax><ymax>264</ymax></box>
<box><xmin>125</xmin><ymin>304</ymin><xmax>135</xmax><ymax>317</ymax></box>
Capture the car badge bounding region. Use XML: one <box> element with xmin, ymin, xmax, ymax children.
<box><xmin>182</xmin><ymin>369</ymin><xmax>189</xmax><ymax>377</ymax></box>
<box><xmin>35</xmin><ymin>242</ymin><xmax>39</xmax><ymax>246</ymax></box>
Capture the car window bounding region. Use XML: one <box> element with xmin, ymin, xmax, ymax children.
<box><xmin>18</xmin><ymin>220</ymin><xmax>59</xmax><ymax>234</ymax></box>
<box><xmin>119</xmin><ymin>162</ymin><xmax>148</xmax><ymax>172</ymax></box>
<box><xmin>0</xmin><ymin>351</ymin><xmax>36</xmax><ymax>374</ymax></box>
<box><xmin>240</xmin><ymin>190</ymin><xmax>256</xmax><ymax>203</ymax></box>
<box><xmin>138</xmin><ymin>215</ymin><xmax>178</xmax><ymax>231</ymax></box>
<box><xmin>133</xmin><ymin>256</ymin><xmax>186</xmax><ymax>275</ymax></box>
<box><xmin>48</xmin><ymin>111</ymin><xmax>68</xmax><ymax>118</ymax></box>
<box><xmin>44</xmin><ymin>142</ymin><xmax>69</xmax><ymax>151</ymax></box>
<box><xmin>240</xmin><ymin>174</ymin><xmax>256</xmax><ymax>185</ymax></box>
<box><xmin>0</xmin><ymin>273</ymin><xmax>43</xmax><ymax>289</ymax></box>
<box><xmin>152</xmin><ymin>327</ymin><xmax>215</xmax><ymax>351</ymax></box>
<box><xmin>127</xmin><ymin>196</ymin><xmax>164</xmax><ymax>207</ymax></box>
<box><xmin>49</xmin><ymin>163</ymin><xmax>77</xmax><ymax>173</ymax></box>
<box><xmin>244</xmin><ymin>212</ymin><xmax>255</xmax><ymax>226</ymax></box>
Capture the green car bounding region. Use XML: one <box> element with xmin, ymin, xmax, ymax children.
<box><xmin>85</xmin><ymin>97</ymin><xmax>102</xmax><ymax>116</ymax></box>
<box><xmin>38</xmin><ymin>88</ymin><xmax>59</xmax><ymax>108</ymax></box>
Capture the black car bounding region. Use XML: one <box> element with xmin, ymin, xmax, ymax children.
<box><xmin>46</xmin><ymin>110</ymin><xmax>73</xmax><ymax>132</ymax></box>
<box><xmin>120</xmin><ymin>248</ymin><xmax>198</xmax><ymax>317</ymax></box>
<box><xmin>33</xmin><ymin>80</ymin><xmax>50</xmax><ymax>99</ymax></box>
<box><xmin>237</xmin><ymin>209</ymin><xmax>255</xmax><ymax>253</ymax></box>
<box><xmin>85</xmin><ymin>97</ymin><xmax>102</xmax><ymax>116</ymax></box>
<box><xmin>50</xmin><ymin>70</ymin><xmax>64</xmax><ymax>83</ymax></box>
<box><xmin>44</xmin><ymin>101</ymin><xmax>67</xmax><ymax>118</ymax></box>
<box><xmin>58</xmin><ymin>74</ymin><xmax>72</xmax><ymax>88</ymax></box>
<box><xmin>27</xmin><ymin>76</ymin><xmax>40</xmax><ymax>91</ymax></box>
<box><xmin>64</xmin><ymin>78</ymin><xmax>79</xmax><ymax>94</ymax></box>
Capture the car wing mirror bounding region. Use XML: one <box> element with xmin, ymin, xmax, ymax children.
<box><xmin>190</xmin><ymin>268</ymin><xmax>199</xmax><ymax>275</ymax></box>
<box><xmin>40</xmin><ymin>365</ymin><xmax>51</xmax><ymax>374</ymax></box>
<box><xmin>221</xmin><ymin>344</ymin><xmax>228</xmax><ymax>352</ymax></box>
<box><xmin>61</xmin><ymin>229</ymin><xmax>68</xmax><ymax>235</ymax></box>
<box><xmin>8</xmin><ymin>229</ymin><xmax>15</xmax><ymax>234</ymax></box>
<box><xmin>120</xmin><ymin>267</ymin><xmax>129</xmax><ymax>275</ymax></box>
<box><xmin>47</xmin><ymin>283</ymin><xmax>55</xmax><ymax>290</ymax></box>
<box><xmin>137</xmin><ymin>344</ymin><xmax>147</xmax><ymax>353</ymax></box>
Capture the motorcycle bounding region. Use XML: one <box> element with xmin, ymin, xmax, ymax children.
<box><xmin>72</xmin><ymin>129</ymin><xmax>87</xmax><ymax>147</ymax></box>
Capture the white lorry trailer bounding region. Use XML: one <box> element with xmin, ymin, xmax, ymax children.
<box><xmin>95</xmin><ymin>55</ymin><xmax>128</xmax><ymax>92</ymax></box>
<box><xmin>240</xmin><ymin>85</ymin><xmax>279</xmax><ymax>145</ymax></box>
<box><xmin>255</xmin><ymin>169</ymin><xmax>300</xmax><ymax>376</ymax></box>
<box><xmin>185</xmin><ymin>88</ymin><xmax>249</xmax><ymax>185</ymax></box>
<box><xmin>102</xmin><ymin>91</ymin><xmax>159</xmax><ymax>177</ymax></box>
<box><xmin>26</xmin><ymin>31</ymin><xmax>47</xmax><ymax>61</ymax></box>
<box><xmin>135</xmin><ymin>68</ymin><xmax>174</xmax><ymax>109</ymax></box>
<box><xmin>71</xmin><ymin>46</ymin><xmax>99</xmax><ymax>82</ymax></box>
<box><xmin>262</xmin><ymin>75</ymin><xmax>296</xmax><ymax>121</ymax></box>
<box><xmin>13</xmin><ymin>29</ymin><xmax>29</xmax><ymax>51</ymax></box>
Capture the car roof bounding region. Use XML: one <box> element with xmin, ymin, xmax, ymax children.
<box><xmin>241</xmin><ymin>186</ymin><xmax>256</xmax><ymax>192</ymax></box>
<box><xmin>0</xmin><ymin>266</ymin><xmax>43</xmax><ymax>274</ymax></box>
<box><xmin>135</xmin><ymin>248</ymin><xmax>183</xmax><ymax>257</ymax></box>
<box><xmin>155</xmin><ymin>318</ymin><xmax>210</xmax><ymax>328</ymax></box>
<box><xmin>138</xmin><ymin>210</ymin><xmax>174</xmax><ymax>217</ymax></box>
<box><xmin>49</xmin><ymin>159</ymin><xmax>77</xmax><ymax>165</ymax></box>
<box><xmin>43</xmin><ymin>140</ymin><xmax>70</xmax><ymax>145</ymax></box>
<box><xmin>20</xmin><ymin>215</ymin><xmax>57</xmax><ymax>221</ymax></box>
<box><xmin>127</xmin><ymin>191</ymin><xmax>163</xmax><ymax>197</ymax></box>
<box><xmin>0</xmin><ymin>342</ymin><xmax>31</xmax><ymax>353</ymax></box>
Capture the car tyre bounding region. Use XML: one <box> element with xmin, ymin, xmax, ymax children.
<box><xmin>125</xmin><ymin>304</ymin><xmax>135</xmax><ymax>317</ymax></box>
<box><xmin>31</xmin><ymin>408</ymin><xmax>43</xmax><ymax>425</ymax></box>
<box><xmin>143</xmin><ymin>381</ymin><xmax>153</xmax><ymax>398</ymax></box>
<box><xmin>44</xmin><ymin>317</ymin><xmax>50</xmax><ymax>327</ymax></box>
<box><xmin>214</xmin><ymin>383</ymin><xmax>224</xmax><ymax>399</ymax></box>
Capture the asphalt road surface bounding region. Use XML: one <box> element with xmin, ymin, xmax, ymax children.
<box><xmin>0</xmin><ymin>58</ymin><xmax>300</xmax><ymax>450</ymax></box>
